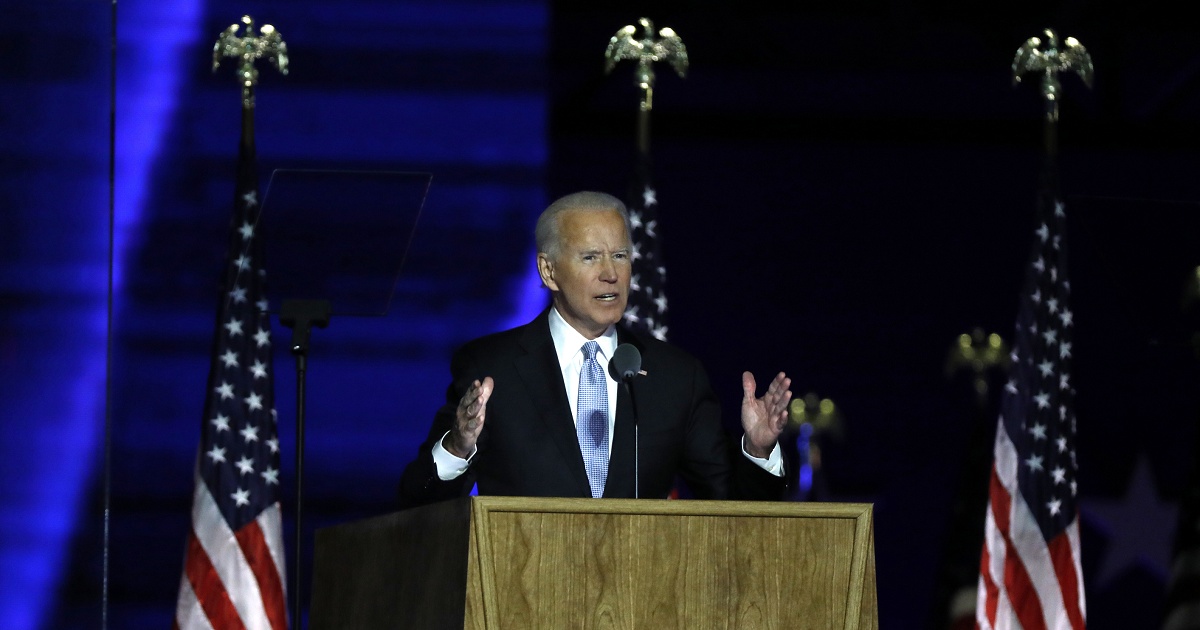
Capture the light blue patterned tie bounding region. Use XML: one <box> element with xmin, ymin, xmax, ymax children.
<box><xmin>577</xmin><ymin>341</ymin><xmax>609</xmax><ymax>498</ymax></box>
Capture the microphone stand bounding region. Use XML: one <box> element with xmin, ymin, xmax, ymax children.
<box><xmin>621</xmin><ymin>375</ymin><xmax>639</xmax><ymax>499</ymax></box>
<box><xmin>612</xmin><ymin>343</ymin><xmax>643</xmax><ymax>499</ymax></box>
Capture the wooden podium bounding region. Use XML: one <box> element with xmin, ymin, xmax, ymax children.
<box><xmin>310</xmin><ymin>496</ymin><xmax>877</xmax><ymax>629</ymax></box>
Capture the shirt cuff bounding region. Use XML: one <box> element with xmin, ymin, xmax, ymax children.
<box><xmin>432</xmin><ymin>431</ymin><xmax>475</xmax><ymax>480</ymax></box>
<box><xmin>742</xmin><ymin>436</ymin><xmax>785</xmax><ymax>477</ymax></box>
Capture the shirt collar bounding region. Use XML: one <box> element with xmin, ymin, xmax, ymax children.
<box><xmin>548</xmin><ymin>307</ymin><xmax>618</xmax><ymax>363</ymax></box>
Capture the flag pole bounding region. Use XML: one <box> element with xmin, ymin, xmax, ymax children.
<box><xmin>974</xmin><ymin>28</ymin><xmax>1093</xmax><ymax>630</ymax></box>
<box><xmin>605</xmin><ymin>17</ymin><xmax>688</xmax><ymax>160</ymax></box>
<box><xmin>603</xmin><ymin>18</ymin><xmax>689</xmax><ymax>496</ymax></box>
<box><xmin>212</xmin><ymin>15</ymin><xmax>293</xmax><ymax>626</ymax></box>
<box><xmin>786</xmin><ymin>393</ymin><xmax>842</xmax><ymax>501</ymax></box>
<box><xmin>603</xmin><ymin>17</ymin><xmax>686</xmax><ymax>345</ymax></box>
<box><xmin>1011</xmin><ymin>28</ymin><xmax>1093</xmax><ymax>160</ymax></box>
<box><xmin>933</xmin><ymin>330</ymin><xmax>1008</xmax><ymax>627</ymax></box>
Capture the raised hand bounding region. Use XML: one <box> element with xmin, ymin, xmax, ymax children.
<box><xmin>740</xmin><ymin>371</ymin><xmax>792</xmax><ymax>458</ymax></box>
<box><xmin>443</xmin><ymin>376</ymin><xmax>494</xmax><ymax>458</ymax></box>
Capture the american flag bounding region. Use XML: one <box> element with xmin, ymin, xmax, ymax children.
<box><xmin>976</xmin><ymin>162</ymin><xmax>1086</xmax><ymax>630</ymax></box>
<box><xmin>621</xmin><ymin>154</ymin><xmax>669</xmax><ymax>341</ymax></box>
<box><xmin>174</xmin><ymin>121</ymin><xmax>288</xmax><ymax>630</ymax></box>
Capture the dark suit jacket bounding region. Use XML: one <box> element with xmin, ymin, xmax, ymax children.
<box><xmin>398</xmin><ymin>310</ymin><xmax>786</xmax><ymax>507</ymax></box>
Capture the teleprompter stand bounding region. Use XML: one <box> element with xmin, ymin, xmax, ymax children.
<box><xmin>252</xmin><ymin>169</ymin><xmax>431</xmax><ymax>628</ymax></box>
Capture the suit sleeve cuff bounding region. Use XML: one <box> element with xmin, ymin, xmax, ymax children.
<box><xmin>432</xmin><ymin>431</ymin><xmax>475</xmax><ymax>480</ymax></box>
<box><xmin>741</xmin><ymin>437</ymin><xmax>785</xmax><ymax>477</ymax></box>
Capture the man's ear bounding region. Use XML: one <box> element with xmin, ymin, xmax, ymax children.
<box><xmin>537</xmin><ymin>253</ymin><xmax>558</xmax><ymax>291</ymax></box>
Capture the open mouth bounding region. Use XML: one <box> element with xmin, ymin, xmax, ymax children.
<box><xmin>596</xmin><ymin>293</ymin><xmax>619</xmax><ymax>302</ymax></box>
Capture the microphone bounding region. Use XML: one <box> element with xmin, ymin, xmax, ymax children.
<box><xmin>609</xmin><ymin>343</ymin><xmax>642</xmax><ymax>497</ymax></box>
<box><xmin>610</xmin><ymin>343</ymin><xmax>642</xmax><ymax>383</ymax></box>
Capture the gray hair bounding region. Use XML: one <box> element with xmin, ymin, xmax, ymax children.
<box><xmin>534</xmin><ymin>191</ymin><xmax>631</xmax><ymax>259</ymax></box>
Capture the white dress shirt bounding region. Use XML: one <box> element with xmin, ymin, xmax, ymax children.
<box><xmin>547</xmin><ymin>307</ymin><xmax>619</xmax><ymax>451</ymax></box>
<box><xmin>432</xmin><ymin>307</ymin><xmax>782</xmax><ymax>479</ymax></box>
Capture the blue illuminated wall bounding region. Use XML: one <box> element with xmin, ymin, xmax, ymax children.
<box><xmin>6</xmin><ymin>1</ymin><xmax>548</xmax><ymax>629</ymax></box>
<box><xmin>102</xmin><ymin>1</ymin><xmax>548</xmax><ymax>628</ymax></box>
<box><xmin>4</xmin><ymin>2</ymin><xmax>1200</xmax><ymax>630</ymax></box>
<box><xmin>0</xmin><ymin>4</ymin><xmax>111</xmax><ymax>629</ymax></box>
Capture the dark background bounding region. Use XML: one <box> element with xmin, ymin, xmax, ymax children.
<box><xmin>2</xmin><ymin>1</ymin><xmax>1198</xmax><ymax>629</ymax></box>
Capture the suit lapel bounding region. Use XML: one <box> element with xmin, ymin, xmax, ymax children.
<box><xmin>514</xmin><ymin>315</ymin><xmax>592</xmax><ymax>497</ymax></box>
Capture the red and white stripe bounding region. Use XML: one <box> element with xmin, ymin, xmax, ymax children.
<box><xmin>175</xmin><ymin>475</ymin><xmax>288</xmax><ymax>630</ymax></box>
<box><xmin>976</xmin><ymin>423</ymin><xmax>1086</xmax><ymax>630</ymax></box>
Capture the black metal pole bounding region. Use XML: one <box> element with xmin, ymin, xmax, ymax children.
<box><xmin>278</xmin><ymin>299</ymin><xmax>330</xmax><ymax>630</ymax></box>
<box><xmin>1044</xmin><ymin>116</ymin><xmax>1057</xmax><ymax>160</ymax></box>
<box><xmin>103</xmin><ymin>2</ymin><xmax>118</xmax><ymax>628</ymax></box>
<box><xmin>637</xmin><ymin>104</ymin><xmax>650</xmax><ymax>156</ymax></box>
<box><xmin>292</xmin><ymin>350</ymin><xmax>306</xmax><ymax>629</ymax></box>
<box><xmin>622</xmin><ymin>379</ymin><xmax>639</xmax><ymax>499</ymax></box>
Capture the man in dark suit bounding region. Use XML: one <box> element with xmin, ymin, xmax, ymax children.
<box><xmin>399</xmin><ymin>191</ymin><xmax>792</xmax><ymax>506</ymax></box>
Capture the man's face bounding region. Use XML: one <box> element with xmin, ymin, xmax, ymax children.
<box><xmin>538</xmin><ymin>209</ymin><xmax>631</xmax><ymax>339</ymax></box>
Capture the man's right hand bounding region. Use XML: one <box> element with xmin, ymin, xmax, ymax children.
<box><xmin>443</xmin><ymin>377</ymin><xmax>494</xmax><ymax>459</ymax></box>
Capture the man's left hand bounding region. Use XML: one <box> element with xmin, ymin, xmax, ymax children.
<box><xmin>741</xmin><ymin>371</ymin><xmax>792</xmax><ymax>458</ymax></box>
